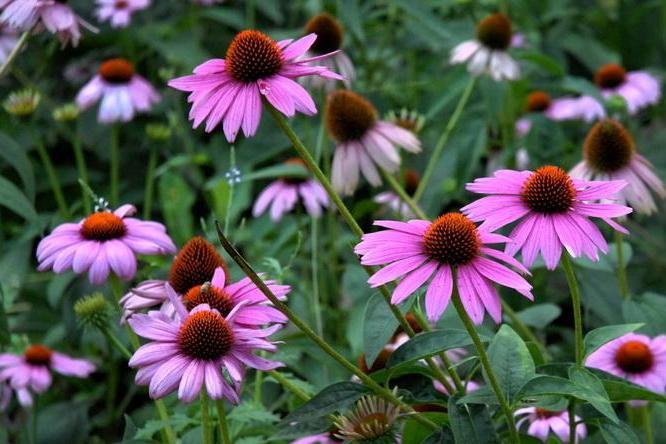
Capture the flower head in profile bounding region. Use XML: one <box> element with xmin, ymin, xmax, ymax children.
<box><xmin>302</xmin><ymin>13</ymin><xmax>355</xmax><ymax>91</ymax></box>
<box><xmin>253</xmin><ymin>158</ymin><xmax>329</xmax><ymax>221</ymax></box>
<box><xmin>355</xmin><ymin>213</ymin><xmax>533</xmax><ymax>324</ymax></box>
<box><xmin>374</xmin><ymin>169</ymin><xmax>421</xmax><ymax>218</ymax></box>
<box><xmin>0</xmin><ymin>344</ymin><xmax>95</xmax><ymax>407</ymax></box>
<box><xmin>450</xmin><ymin>13</ymin><xmax>520</xmax><ymax>81</ymax></box>
<box><xmin>570</xmin><ymin>119</ymin><xmax>665</xmax><ymax>215</ymax></box>
<box><xmin>36</xmin><ymin>204</ymin><xmax>176</xmax><ymax>284</ymax></box>
<box><xmin>515</xmin><ymin>407</ymin><xmax>587</xmax><ymax>443</ymax></box>
<box><xmin>76</xmin><ymin>58</ymin><xmax>160</xmax><ymax>123</ymax></box>
<box><xmin>515</xmin><ymin>91</ymin><xmax>605</xmax><ymax>137</ymax></box>
<box><xmin>586</xmin><ymin>333</ymin><xmax>666</xmax><ymax>397</ymax></box>
<box><xmin>334</xmin><ymin>390</ymin><xmax>402</xmax><ymax>443</ymax></box>
<box><xmin>594</xmin><ymin>63</ymin><xmax>661</xmax><ymax>114</ymax></box>
<box><xmin>128</xmin><ymin>285</ymin><xmax>283</xmax><ymax>403</ymax></box>
<box><xmin>385</xmin><ymin>109</ymin><xmax>425</xmax><ymax>134</ymax></box>
<box><xmin>3</xmin><ymin>88</ymin><xmax>40</xmax><ymax>117</ymax></box>
<box><xmin>0</xmin><ymin>0</ymin><xmax>96</xmax><ymax>47</ymax></box>
<box><xmin>463</xmin><ymin>167</ymin><xmax>633</xmax><ymax>269</ymax></box>
<box><xmin>327</xmin><ymin>90</ymin><xmax>421</xmax><ymax>195</ymax></box>
<box><xmin>95</xmin><ymin>0</ymin><xmax>150</xmax><ymax>28</ymax></box>
<box><xmin>168</xmin><ymin>29</ymin><xmax>343</xmax><ymax>142</ymax></box>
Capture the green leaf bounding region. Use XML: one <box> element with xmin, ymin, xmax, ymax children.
<box><xmin>575</xmin><ymin>242</ymin><xmax>632</xmax><ymax>272</ymax></box>
<box><xmin>568</xmin><ymin>367</ymin><xmax>618</xmax><ymax>423</ymax></box>
<box><xmin>0</xmin><ymin>286</ymin><xmax>9</xmax><ymax>348</ymax></box>
<box><xmin>456</xmin><ymin>386</ymin><xmax>499</xmax><ymax>405</ymax></box>
<box><xmin>242</xmin><ymin>164</ymin><xmax>309</xmax><ymax>182</ymax></box>
<box><xmin>36</xmin><ymin>401</ymin><xmax>89</xmax><ymax>444</ymax></box>
<box><xmin>485</xmin><ymin>325</ymin><xmax>535</xmax><ymax>404</ymax></box>
<box><xmin>591</xmin><ymin>369</ymin><xmax>666</xmax><ymax>403</ymax></box>
<box><xmin>597</xmin><ymin>418</ymin><xmax>640</xmax><ymax>444</ymax></box>
<box><xmin>158</xmin><ymin>172</ymin><xmax>195</xmax><ymax>246</ymax></box>
<box><xmin>517</xmin><ymin>375</ymin><xmax>581</xmax><ymax>399</ymax></box>
<box><xmin>517</xmin><ymin>52</ymin><xmax>565</xmax><ymax>76</ymax></box>
<box><xmin>284</xmin><ymin>382</ymin><xmax>369</xmax><ymax>422</ymax></box>
<box><xmin>584</xmin><ymin>323</ymin><xmax>644</xmax><ymax>358</ymax></box>
<box><xmin>227</xmin><ymin>400</ymin><xmax>280</xmax><ymax>425</ymax></box>
<box><xmin>0</xmin><ymin>175</ymin><xmax>37</xmax><ymax>221</ymax></box>
<box><xmin>0</xmin><ymin>132</ymin><xmax>35</xmax><ymax>201</ymax></box>
<box><xmin>560</xmin><ymin>76</ymin><xmax>605</xmax><ymax>102</ymax></box>
<box><xmin>560</xmin><ymin>34</ymin><xmax>619</xmax><ymax>72</ymax></box>
<box><xmin>514</xmin><ymin>304</ymin><xmax>561</xmax><ymax>329</ymax></box>
<box><xmin>402</xmin><ymin>413</ymin><xmax>449</xmax><ymax>444</ymax></box>
<box><xmin>135</xmin><ymin>414</ymin><xmax>196</xmax><ymax>439</ymax></box>
<box><xmin>387</xmin><ymin>329</ymin><xmax>489</xmax><ymax>368</ymax></box>
<box><xmin>622</xmin><ymin>293</ymin><xmax>666</xmax><ymax>336</ymax></box>
<box><xmin>271</xmin><ymin>417</ymin><xmax>331</xmax><ymax>441</ymax></box>
<box><xmin>422</xmin><ymin>427</ymin><xmax>455</xmax><ymax>444</ymax></box>
<box><xmin>363</xmin><ymin>293</ymin><xmax>401</xmax><ymax>367</ymax></box>
<box><xmin>448</xmin><ymin>395</ymin><xmax>499</xmax><ymax>444</ymax></box>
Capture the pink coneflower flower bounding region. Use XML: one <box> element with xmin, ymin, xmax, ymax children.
<box><xmin>168</xmin><ymin>30</ymin><xmax>343</xmax><ymax>143</ymax></box>
<box><xmin>586</xmin><ymin>333</ymin><xmax>666</xmax><ymax>396</ymax></box>
<box><xmin>128</xmin><ymin>285</ymin><xmax>283</xmax><ymax>403</ymax></box>
<box><xmin>326</xmin><ymin>90</ymin><xmax>421</xmax><ymax>196</ymax></box>
<box><xmin>515</xmin><ymin>407</ymin><xmax>587</xmax><ymax>443</ymax></box>
<box><xmin>0</xmin><ymin>382</ymin><xmax>10</xmax><ymax>410</ymax></box>
<box><xmin>462</xmin><ymin>166</ymin><xmax>633</xmax><ymax>269</ymax></box>
<box><xmin>0</xmin><ymin>0</ymin><xmax>96</xmax><ymax>47</ymax></box>
<box><xmin>0</xmin><ymin>344</ymin><xmax>95</xmax><ymax>407</ymax></box>
<box><xmin>302</xmin><ymin>13</ymin><xmax>355</xmax><ymax>91</ymax></box>
<box><xmin>292</xmin><ymin>434</ymin><xmax>340</xmax><ymax>444</ymax></box>
<box><xmin>36</xmin><ymin>204</ymin><xmax>176</xmax><ymax>285</ymax></box>
<box><xmin>450</xmin><ymin>13</ymin><xmax>520</xmax><ymax>81</ymax></box>
<box><xmin>76</xmin><ymin>58</ymin><xmax>160</xmax><ymax>124</ymax></box>
<box><xmin>95</xmin><ymin>0</ymin><xmax>150</xmax><ymax>28</ymax></box>
<box><xmin>570</xmin><ymin>119</ymin><xmax>665</xmax><ymax>215</ymax></box>
<box><xmin>515</xmin><ymin>91</ymin><xmax>605</xmax><ymax>137</ymax></box>
<box><xmin>252</xmin><ymin>158</ymin><xmax>329</xmax><ymax>221</ymax></box>
<box><xmin>0</xmin><ymin>25</ymin><xmax>18</xmax><ymax>64</ymax></box>
<box><xmin>594</xmin><ymin>63</ymin><xmax>661</xmax><ymax>114</ymax></box>
<box><xmin>355</xmin><ymin>213</ymin><xmax>533</xmax><ymax>324</ymax></box>
<box><xmin>120</xmin><ymin>236</ymin><xmax>229</xmax><ymax>318</ymax></box>
<box><xmin>374</xmin><ymin>170</ymin><xmax>420</xmax><ymax>218</ymax></box>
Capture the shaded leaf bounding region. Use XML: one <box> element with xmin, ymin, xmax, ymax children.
<box><xmin>583</xmin><ymin>323</ymin><xmax>644</xmax><ymax>358</ymax></box>
<box><xmin>485</xmin><ymin>325</ymin><xmax>535</xmax><ymax>404</ymax></box>
<box><xmin>284</xmin><ymin>382</ymin><xmax>369</xmax><ymax>422</ymax></box>
<box><xmin>448</xmin><ymin>395</ymin><xmax>499</xmax><ymax>444</ymax></box>
<box><xmin>387</xmin><ymin>329</ymin><xmax>489</xmax><ymax>368</ymax></box>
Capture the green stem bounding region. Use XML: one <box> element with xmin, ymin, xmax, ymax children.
<box><xmin>561</xmin><ymin>253</ymin><xmax>584</xmax><ymax>367</ymax></box>
<box><xmin>310</xmin><ymin>216</ymin><xmax>324</xmax><ymax>336</ymax></box>
<box><xmin>35</xmin><ymin>137</ymin><xmax>70</xmax><ymax>219</ymax></box>
<box><xmin>200</xmin><ymin>391</ymin><xmax>213</xmax><ymax>444</ymax></box>
<box><xmin>451</xmin><ymin>283</ymin><xmax>519</xmax><ymax>442</ymax></box>
<box><xmin>640</xmin><ymin>404</ymin><xmax>654</xmax><ymax>444</ymax></box>
<box><xmin>101</xmin><ymin>326</ymin><xmax>132</xmax><ymax>359</ymax></box>
<box><xmin>413</xmin><ymin>77</ymin><xmax>476</xmax><ymax>203</ymax></box>
<box><xmin>70</xmin><ymin>130</ymin><xmax>91</xmax><ymax>214</ymax></box>
<box><xmin>381</xmin><ymin>170</ymin><xmax>427</xmax><ymax>220</ymax></box>
<box><xmin>224</xmin><ymin>146</ymin><xmax>236</xmax><ymax>236</ymax></box>
<box><xmin>214</xmin><ymin>223</ymin><xmax>438</xmax><ymax>431</ymax></box>
<box><xmin>267</xmin><ymin>370</ymin><xmax>310</xmax><ymax>402</ymax></box>
<box><xmin>254</xmin><ymin>369</ymin><xmax>263</xmax><ymax>403</ymax></box>
<box><xmin>110</xmin><ymin>126</ymin><xmax>120</xmax><ymax>207</ymax></box>
<box><xmin>0</xmin><ymin>31</ymin><xmax>30</xmax><ymax>77</ymax></box>
<box><xmin>143</xmin><ymin>144</ymin><xmax>158</xmax><ymax>219</ymax></box>
<box><xmin>614</xmin><ymin>231</ymin><xmax>631</xmax><ymax>300</ymax></box>
<box><xmin>501</xmin><ymin>300</ymin><xmax>552</xmax><ymax>362</ymax></box>
<box><xmin>215</xmin><ymin>399</ymin><xmax>232</xmax><ymax>444</ymax></box>
<box><xmin>568</xmin><ymin>401</ymin><xmax>576</xmax><ymax>444</ymax></box>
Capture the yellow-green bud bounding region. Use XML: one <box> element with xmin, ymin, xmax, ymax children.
<box><xmin>52</xmin><ymin>103</ymin><xmax>80</xmax><ymax>122</ymax></box>
<box><xmin>74</xmin><ymin>293</ymin><xmax>111</xmax><ymax>329</ymax></box>
<box><xmin>3</xmin><ymin>89</ymin><xmax>40</xmax><ymax>117</ymax></box>
<box><xmin>145</xmin><ymin>123</ymin><xmax>172</xmax><ymax>141</ymax></box>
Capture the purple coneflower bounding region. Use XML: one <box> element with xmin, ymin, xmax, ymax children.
<box><xmin>570</xmin><ymin>119</ymin><xmax>665</xmax><ymax>215</ymax></box>
<box><xmin>0</xmin><ymin>344</ymin><xmax>95</xmax><ymax>407</ymax></box>
<box><xmin>36</xmin><ymin>204</ymin><xmax>176</xmax><ymax>284</ymax></box>
<box><xmin>302</xmin><ymin>13</ymin><xmax>355</xmax><ymax>91</ymax></box>
<box><xmin>95</xmin><ymin>0</ymin><xmax>150</xmax><ymax>28</ymax></box>
<box><xmin>0</xmin><ymin>0</ymin><xmax>96</xmax><ymax>47</ymax></box>
<box><xmin>327</xmin><ymin>90</ymin><xmax>421</xmax><ymax>196</ymax></box>
<box><xmin>128</xmin><ymin>285</ymin><xmax>283</xmax><ymax>403</ymax></box>
<box><xmin>292</xmin><ymin>434</ymin><xmax>340</xmax><ymax>444</ymax></box>
<box><xmin>355</xmin><ymin>213</ymin><xmax>533</xmax><ymax>324</ymax></box>
<box><xmin>586</xmin><ymin>333</ymin><xmax>666</xmax><ymax>396</ymax></box>
<box><xmin>450</xmin><ymin>13</ymin><xmax>520</xmax><ymax>81</ymax></box>
<box><xmin>253</xmin><ymin>158</ymin><xmax>329</xmax><ymax>221</ymax></box>
<box><xmin>595</xmin><ymin>63</ymin><xmax>661</xmax><ymax>114</ymax></box>
<box><xmin>515</xmin><ymin>407</ymin><xmax>587</xmax><ymax>443</ymax></box>
<box><xmin>76</xmin><ymin>58</ymin><xmax>160</xmax><ymax>123</ymax></box>
<box><xmin>168</xmin><ymin>29</ymin><xmax>343</xmax><ymax>142</ymax></box>
<box><xmin>462</xmin><ymin>166</ymin><xmax>633</xmax><ymax>269</ymax></box>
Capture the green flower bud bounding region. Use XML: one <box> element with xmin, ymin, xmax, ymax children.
<box><xmin>3</xmin><ymin>89</ymin><xmax>40</xmax><ymax>117</ymax></box>
<box><xmin>52</xmin><ymin>103</ymin><xmax>80</xmax><ymax>122</ymax></box>
<box><xmin>146</xmin><ymin>123</ymin><xmax>172</xmax><ymax>141</ymax></box>
<box><xmin>74</xmin><ymin>293</ymin><xmax>111</xmax><ymax>330</ymax></box>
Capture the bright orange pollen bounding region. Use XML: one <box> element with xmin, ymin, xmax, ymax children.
<box><xmin>594</xmin><ymin>63</ymin><xmax>627</xmax><ymax>89</ymax></box>
<box><xmin>615</xmin><ymin>340</ymin><xmax>653</xmax><ymax>373</ymax></box>
<box><xmin>304</xmin><ymin>13</ymin><xmax>344</xmax><ymax>54</ymax></box>
<box><xmin>225</xmin><ymin>30</ymin><xmax>283</xmax><ymax>83</ymax></box>
<box><xmin>183</xmin><ymin>284</ymin><xmax>234</xmax><ymax>316</ymax></box>
<box><xmin>169</xmin><ymin>237</ymin><xmax>229</xmax><ymax>294</ymax></box>
<box><xmin>99</xmin><ymin>58</ymin><xmax>135</xmax><ymax>84</ymax></box>
<box><xmin>81</xmin><ymin>212</ymin><xmax>127</xmax><ymax>241</ymax></box>
<box><xmin>476</xmin><ymin>13</ymin><xmax>513</xmax><ymax>50</ymax></box>
<box><xmin>325</xmin><ymin>90</ymin><xmax>377</xmax><ymax>143</ymax></box>
<box><xmin>422</xmin><ymin>213</ymin><xmax>480</xmax><ymax>266</ymax></box>
<box><xmin>526</xmin><ymin>91</ymin><xmax>551</xmax><ymax>112</ymax></box>
<box><xmin>178</xmin><ymin>311</ymin><xmax>234</xmax><ymax>361</ymax></box>
<box><xmin>25</xmin><ymin>344</ymin><xmax>53</xmax><ymax>366</ymax></box>
<box><xmin>521</xmin><ymin>166</ymin><xmax>576</xmax><ymax>214</ymax></box>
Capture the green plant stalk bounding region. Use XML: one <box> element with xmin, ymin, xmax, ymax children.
<box><xmin>381</xmin><ymin>170</ymin><xmax>427</xmax><ymax>219</ymax></box>
<box><xmin>108</xmin><ymin>275</ymin><xmax>176</xmax><ymax>444</ymax></box>
<box><xmin>310</xmin><ymin>216</ymin><xmax>324</xmax><ymax>336</ymax></box>
<box><xmin>413</xmin><ymin>77</ymin><xmax>476</xmax><ymax>203</ymax></box>
<box><xmin>70</xmin><ymin>132</ymin><xmax>91</xmax><ymax>214</ymax></box>
<box><xmin>451</xmin><ymin>283</ymin><xmax>519</xmax><ymax>443</ymax></box>
<box><xmin>640</xmin><ymin>404</ymin><xmax>654</xmax><ymax>444</ymax></box>
<box><xmin>200</xmin><ymin>391</ymin><xmax>213</xmax><ymax>444</ymax></box>
<box><xmin>568</xmin><ymin>401</ymin><xmax>576</xmax><ymax>444</ymax></box>
<box><xmin>35</xmin><ymin>137</ymin><xmax>70</xmax><ymax>219</ymax></box>
<box><xmin>500</xmin><ymin>300</ymin><xmax>552</xmax><ymax>362</ymax></box>
<box><xmin>267</xmin><ymin>104</ymin><xmax>453</xmax><ymax>392</ymax></box>
<box><xmin>110</xmin><ymin>126</ymin><xmax>120</xmax><ymax>207</ymax></box>
<box><xmin>143</xmin><ymin>144</ymin><xmax>158</xmax><ymax>219</ymax></box>
<box><xmin>224</xmin><ymin>146</ymin><xmax>236</xmax><ymax>234</ymax></box>
<box><xmin>254</xmin><ymin>369</ymin><xmax>263</xmax><ymax>403</ymax></box>
<box><xmin>215</xmin><ymin>399</ymin><xmax>232</xmax><ymax>444</ymax></box>
<box><xmin>0</xmin><ymin>31</ymin><xmax>29</xmax><ymax>77</ymax></box>
<box><xmin>267</xmin><ymin>370</ymin><xmax>310</xmax><ymax>402</ymax></box>
<box><xmin>214</xmin><ymin>222</ymin><xmax>438</xmax><ymax>431</ymax></box>
<box><xmin>561</xmin><ymin>253</ymin><xmax>584</xmax><ymax>367</ymax></box>
<box><xmin>614</xmin><ymin>231</ymin><xmax>631</xmax><ymax>300</ymax></box>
